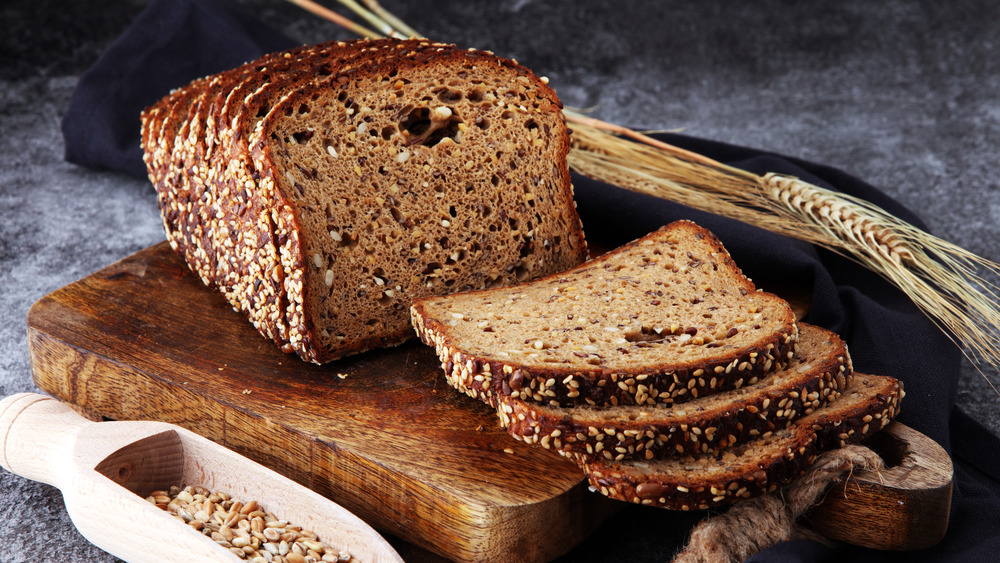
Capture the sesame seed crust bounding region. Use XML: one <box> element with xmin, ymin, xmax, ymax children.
<box><xmin>205</xmin><ymin>40</ymin><xmax>397</xmax><ymax>347</ymax></box>
<box><xmin>494</xmin><ymin>323</ymin><xmax>851</xmax><ymax>460</ymax></box>
<box><xmin>579</xmin><ymin>373</ymin><xmax>903</xmax><ymax>510</ymax></box>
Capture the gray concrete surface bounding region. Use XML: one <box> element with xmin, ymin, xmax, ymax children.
<box><xmin>2</xmin><ymin>1</ymin><xmax>998</xmax><ymax>560</ymax></box>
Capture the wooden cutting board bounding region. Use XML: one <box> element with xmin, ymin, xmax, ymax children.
<box><xmin>26</xmin><ymin>242</ymin><xmax>620</xmax><ymax>563</ymax></box>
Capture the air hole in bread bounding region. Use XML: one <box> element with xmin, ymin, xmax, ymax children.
<box><xmin>623</xmin><ymin>325</ymin><xmax>666</xmax><ymax>344</ymax></box>
<box><xmin>401</xmin><ymin>108</ymin><xmax>431</xmax><ymax>135</ymax></box>
<box><xmin>436</xmin><ymin>87</ymin><xmax>464</xmax><ymax>102</ymax></box>
<box><xmin>518</xmin><ymin>241</ymin><xmax>534</xmax><ymax>259</ymax></box>
<box><xmin>337</xmin><ymin>231</ymin><xmax>358</xmax><ymax>249</ymax></box>
<box><xmin>399</xmin><ymin>106</ymin><xmax>465</xmax><ymax>147</ymax></box>
<box><xmin>514</xmin><ymin>262</ymin><xmax>530</xmax><ymax>281</ymax></box>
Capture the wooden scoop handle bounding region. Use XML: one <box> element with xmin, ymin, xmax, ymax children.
<box><xmin>0</xmin><ymin>392</ymin><xmax>95</xmax><ymax>487</ymax></box>
<box><xmin>1</xmin><ymin>394</ymin><xmax>404</xmax><ymax>563</ymax></box>
<box><xmin>0</xmin><ymin>393</ymin><xmax>243</xmax><ymax>561</ymax></box>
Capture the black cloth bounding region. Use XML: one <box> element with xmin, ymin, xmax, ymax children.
<box><xmin>62</xmin><ymin>0</ymin><xmax>1000</xmax><ymax>560</ymax></box>
<box><xmin>61</xmin><ymin>0</ymin><xmax>299</xmax><ymax>177</ymax></box>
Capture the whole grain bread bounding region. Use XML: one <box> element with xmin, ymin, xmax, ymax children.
<box><xmin>580</xmin><ymin>373</ymin><xmax>903</xmax><ymax>510</ymax></box>
<box><xmin>410</xmin><ymin>221</ymin><xmax>799</xmax><ymax>408</ymax></box>
<box><xmin>206</xmin><ymin>39</ymin><xmax>459</xmax><ymax>348</ymax></box>
<box><xmin>496</xmin><ymin>323</ymin><xmax>852</xmax><ymax>460</ymax></box>
<box><xmin>140</xmin><ymin>38</ymin><xmax>589</xmax><ymax>363</ymax></box>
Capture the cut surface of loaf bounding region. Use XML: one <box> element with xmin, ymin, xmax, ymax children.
<box><xmin>582</xmin><ymin>373</ymin><xmax>903</xmax><ymax>510</ymax></box>
<box><xmin>410</xmin><ymin>221</ymin><xmax>799</xmax><ymax>408</ymax></box>
<box><xmin>497</xmin><ymin>323</ymin><xmax>852</xmax><ymax>460</ymax></box>
<box><xmin>140</xmin><ymin>38</ymin><xmax>588</xmax><ymax>363</ymax></box>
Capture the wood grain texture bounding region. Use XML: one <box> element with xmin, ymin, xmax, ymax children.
<box><xmin>0</xmin><ymin>393</ymin><xmax>402</xmax><ymax>563</ymax></box>
<box><xmin>26</xmin><ymin>242</ymin><xmax>952</xmax><ymax>559</ymax></box>
<box><xmin>26</xmin><ymin>242</ymin><xmax>619</xmax><ymax>563</ymax></box>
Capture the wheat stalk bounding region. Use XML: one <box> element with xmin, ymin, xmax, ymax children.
<box><xmin>285</xmin><ymin>0</ymin><xmax>382</xmax><ymax>38</ymax></box>
<box><xmin>358</xmin><ymin>0</ymin><xmax>423</xmax><ymax>38</ymax></box>
<box><xmin>568</xmin><ymin>113</ymin><xmax>1000</xmax><ymax>377</ymax></box>
<box><xmin>286</xmin><ymin>1</ymin><xmax>1000</xmax><ymax>377</ymax></box>
<box><xmin>287</xmin><ymin>0</ymin><xmax>419</xmax><ymax>38</ymax></box>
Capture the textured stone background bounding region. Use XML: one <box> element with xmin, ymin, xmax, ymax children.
<box><xmin>1</xmin><ymin>0</ymin><xmax>998</xmax><ymax>561</ymax></box>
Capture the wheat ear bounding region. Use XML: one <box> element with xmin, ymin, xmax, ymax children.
<box><xmin>567</xmin><ymin>111</ymin><xmax>1000</xmax><ymax>375</ymax></box>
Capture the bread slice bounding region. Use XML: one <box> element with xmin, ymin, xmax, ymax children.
<box><xmin>581</xmin><ymin>373</ymin><xmax>903</xmax><ymax>510</ymax></box>
<box><xmin>410</xmin><ymin>221</ymin><xmax>799</xmax><ymax>408</ymax></box>
<box><xmin>142</xmin><ymin>38</ymin><xmax>589</xmax><ymax>363</ymax></box>
<box><xmin>496</xmin><ymin>323</ymin><xmax>851</xmax><ymax>460</ymax></box>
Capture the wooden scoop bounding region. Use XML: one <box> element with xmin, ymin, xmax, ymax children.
<box><xmin>0</xmin><ymin>392</ymin><xmax>403</xmax><ymax>563</ymax></box>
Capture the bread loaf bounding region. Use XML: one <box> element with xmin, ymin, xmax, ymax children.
<box><xmin>140</xmin><ymin>38</ymin><xmax>589</xmax><ymax>363</ymax></box>
<box><xmin>410</xmin><ymin>221</ymin><xmax>799</xmax><ymax>408</ymax></box>
<box><xmin>582</xmin><ymin>373</ymin><xmax>903</xmax><ymax>510</ymax></box>
<box><xmin>496</xmin><ymin>323</ymin><xmax>851</xmax><ymax>460</ymax></box>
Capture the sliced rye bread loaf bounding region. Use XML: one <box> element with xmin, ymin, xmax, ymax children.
<box><xmin>496</xmin><ymin>323</ymin><xmax>852</xmax><ymax>460</ymax></box>
<box><xmin>141</xmin><ymin>38</ymin><xmax>588</xmax><ymax>363</ymax></box>
<box><xmin>144</xmin><ymin>40</ymin><xmax>457</xmax><ymax>349</ymax></box>
<box><xmin>410</xmin><ymin>221</ymin><xmax>799</xmax><ymax>408</ymax></box>
<box><xmin>581</xmin><ymin>373</ymin><xmax>903</xmax><ymax>510</ymax></box>
<box><xmin>199</xmin><ymin>39</ymin><xmax>453</xmax><ymax>347</ymax></box>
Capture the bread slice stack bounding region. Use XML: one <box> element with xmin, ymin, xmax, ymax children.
<box><xmin>140</xmin><ymin>38</ymin><xmax>589</xmax><ymax>363</ymax></box>
<box><xmin>410</xmin><ymin>220</ymin><xmax>904</xmax><ymax>510</ymax></box>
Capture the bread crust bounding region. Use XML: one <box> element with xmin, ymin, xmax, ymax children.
<box><xmin>581</xmin><ymin>373</ymin><xmax>903</xmax><ymax>510</ymax></box>
<box><xmin>496</xmin><ymin>323</ymin><xmax>851</xmax><ymax>460</ymax></box>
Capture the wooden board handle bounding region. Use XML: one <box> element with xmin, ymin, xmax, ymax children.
<box><xmin>807</xmin><ymin>422</ymin><xmax>954</xmax><ymax>551</ymax></box>
<box><xmin>0</xmin><ymin>392</ymin><xmax>95</xmax><ymax>488</ymax></box>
